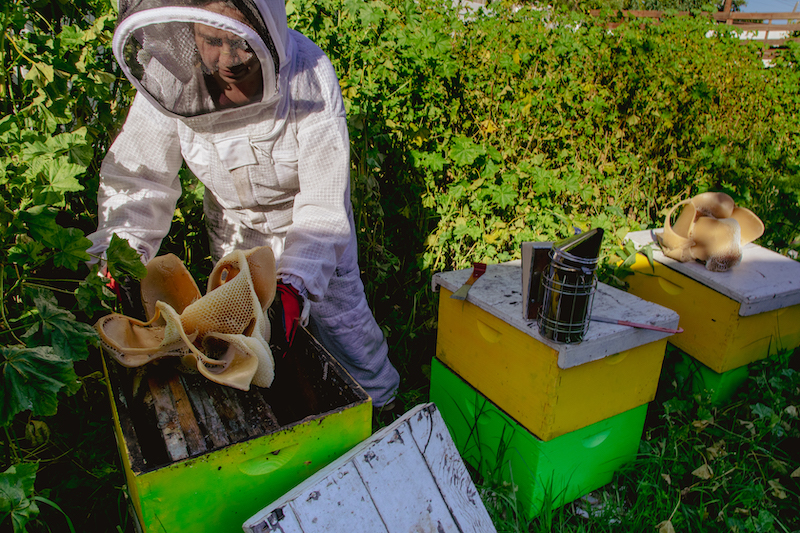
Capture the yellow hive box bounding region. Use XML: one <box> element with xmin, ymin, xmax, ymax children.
<box><xmin>432</xmin><ymin>261</ymin><xmax>677</xmax><ymax>441</ymax></box>
<box><xmin>625</xmin><ymin>230</ymin><xmax>800</xmax><ymax>373</ymax></box>
<box><xmin>430</xmin><ymin>357</ymin><xmax>646</xmax><ymax>519</ymax></box>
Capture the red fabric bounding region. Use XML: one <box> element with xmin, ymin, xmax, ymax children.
<box><xmin>276</xmin><ymin>282</ymin><xmax>301</xmax><ymax>348</ymax></box>
<box><xmin>104</xmin><ymin>270</ymin><xmax>121</xmax><ymax>301</ymax></box>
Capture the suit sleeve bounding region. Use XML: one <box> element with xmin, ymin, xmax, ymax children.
<box><xmin>275</xmin><ymin>38</ymin><xmax>352</xmax><ymax>302</ymax></box>
<box><xmin>88</xmin><ymin>93</ymin><xmax>184</xmax><ymax>264</ymax></box>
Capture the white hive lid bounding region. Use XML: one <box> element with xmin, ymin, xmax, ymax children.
<box><xmin>431</xmin><ymin>260</ymin><xmax>679</xmax><ymax>370</ymax></box>
<box><xmin>626</xmin><ymin>229</ymin><xmax>800</xmax><ymax>316</ymax></box>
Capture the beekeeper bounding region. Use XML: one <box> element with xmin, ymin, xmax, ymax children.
<box><xmin>88</xmin><ymin>0</ymin><xmax>401</xmax><ymax>411</ymax></box>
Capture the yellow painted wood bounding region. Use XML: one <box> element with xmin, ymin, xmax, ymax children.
<box><xmin>436</xmin><ymin>288</ymin><xmax>667</xmax><ymax>441</ymax></box>
<box><xmin>627</xmin><ymin>254</ymin><xmax>800</xmax><ymax>373</ymax></box>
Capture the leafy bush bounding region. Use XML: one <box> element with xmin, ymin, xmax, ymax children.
<box><xmin>291</xmin><ymin>0</ymin><xmax>800</xmax><ymax>377</ymax></box>
<box><xmin>1</xmin><ymin>1</ymin><xmax>143</xmax><ymax>530</ymax></box>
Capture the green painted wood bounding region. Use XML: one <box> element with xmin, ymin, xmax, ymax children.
<box><xmin>430</xmin><ymin>357</ymin><xmax>646</xmax><ymax>519</ymax></box>
<box><xmin>673</xmin><ymin>351</ymin><xmax>750</xmax><ymax>406</ymax></box>
<box><xmin>134</xmin><ymin>404</ymin><xmax>371</xmax><ymax>533</ymax></box>
<box><xmin>105</xmin><ymin>327</ymin><xmax>371</xmax><ymax>533</ymax></box>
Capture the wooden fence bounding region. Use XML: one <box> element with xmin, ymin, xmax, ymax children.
<box><xmin>589</xmin><ymin>9</ymin><xmax>800</xmax><ymax>59</ymax></box>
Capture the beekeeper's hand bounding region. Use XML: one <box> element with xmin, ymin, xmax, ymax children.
<box><xmin>272</xmin><ymin>281</ymin><xmax>302</xmax><ymax>355</ymax></box>
<box><xmin>103</xmin><ymin>269</ymin><xmax>145</xmax><ymax>320</ymax></box>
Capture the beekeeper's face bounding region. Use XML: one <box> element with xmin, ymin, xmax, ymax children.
<box><xmin>194</xmin><ymin>2</ymin><xmax>262</xmax><ymax>89</ymax></box>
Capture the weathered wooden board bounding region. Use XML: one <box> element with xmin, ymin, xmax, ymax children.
<box><xmin>243</xmin><ymin>403</ymin><xmax>497</xmax><ymax>533</ymax></box>
<box><xmin>431</xmin><ymin>261</ymin><xmax>678</xmax><ymax>369</ymax></box>
<box><xmin>289</xmin><ymin>461</ymin><xmax>387</xmax><ymax>532</ymax></box>
<box><xmin>406</xmin><ymin>405</ymin><xmax>490</xmax><ymax>532</ymax></box>
<box><xmin>354</xmin><ymin>417</ymin><xmax>460</xmax><ymax>532</ymax></box>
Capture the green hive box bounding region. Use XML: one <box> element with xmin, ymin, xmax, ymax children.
<box><xmin>430</xmin><ymin>357</ymin><xmax>646</xmax><ymax>518</ymax></box>
<box><xmin>103</xmin><ymin>327</ymin><xmax>371</xmax><ymax>533</ymax></box>
<box><xmin>673</xmin><ymin>350</ymin><xmax>750</xmax><ymax>406</ymax></box>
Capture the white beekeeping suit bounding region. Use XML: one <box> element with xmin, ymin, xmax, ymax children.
<box><xmin>89</xmin><ymin>0</ymin><xmax>400</xmax><ymax>407</ymax></box>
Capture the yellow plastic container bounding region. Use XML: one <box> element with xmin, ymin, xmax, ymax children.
<box><xmin>433</xmin><ymin>262</ymin><xmax>676</xmax><ymax>441</ymax></box>
<box><xmin>103</xmin><ymin>327</ymin><xmax>371</xmax><ymax>533</ymax></box>
<box><xmin>625</xmin><ymin>231</ymin><xmax>800</xmax><ymax>373</ymax></box>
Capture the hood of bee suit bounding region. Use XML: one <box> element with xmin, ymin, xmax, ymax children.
<box><xmin>112</xmin><ymin>0</ymin><xmax>292</xmax><ymax>121</ymax></box>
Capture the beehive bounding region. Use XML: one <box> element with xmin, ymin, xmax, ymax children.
<box><xmin>432</xmin><ymin>261</ymin><xmax>676</xmax><ymax>441</ymax></box>
<box><xmin>103</xmin><ymin>326</ymin><xmax>370</xmax><ymax>533</ymax></box>
<box><xmin>430</xmin><ymin>357</ymin><xmax>646</xmax><ymax>518</ymax></box>
<box><xmin>625</xmin><ymin>230</ymin><xmax>800</xmax><ymax>373</ymax></box>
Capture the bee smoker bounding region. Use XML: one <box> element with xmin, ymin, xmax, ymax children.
<box><xmin>537</xmin><ymin>228</ymin><xmax>604</xmax><ymax>344</ymax></box>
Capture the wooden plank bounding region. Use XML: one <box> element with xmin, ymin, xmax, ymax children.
<box><xmin>757</xmin><ymin>39</ymin><xmax>797</xmax><ymax>46</ymax></box>
<box><xmin>243</xmin><ymin>404</ymin><xmax>498</xmax><ymax>533</ymax></box>
<box><xmin>287</xmin><ymin>460</ymin><xmax>388</xmax><ymax>532</ymax></box>
<box><xmin>620</xmin><ymin>9</ymin><xmax>680</xmax><ymax>17</ymax></box>
<box><xmin>719</xmin><ymin>23</ymin><xmax>800</xmax><ymax>31</ymax></box>
<box><xmin>205</xmin><ymin>380</ymin><xmax>259</xmax><ymax>441</ymax></box>
<box><xmin>167</xmin><ymin>375</ymin><xmax>208</xmax><ymax>456</ymax></box>
<box><xmin>104</xmin><ymin>359</ymin><xmax>147</xmax><ymax>473</ymax></box>
<box><xmin>407</xmin><ymin>405</ymin><xmax>496</xmax><ymax>533</ymax></box>
<box><xmin>179</xmin><ymin>374</ymin><xmax>231</xmax><ymax>449</ymax></box>
<box><xmin>712</xmin><ymin>12</ymin><xmax>800</xmax><ymax>21</ymax></box>
<box><xmin>589</xmin><ymin>9</ymin><xmax>800</xmax><ymax>21</ymax></box>
<box><xmin>588</xmin><ymin>9</ymin><xmax>692</xmax><ymax>17</ymax></box>
<box><xmin>234</xmin><ymin>387</ymin><xmax>281</xmax><ymax>435</ymax></box>
<box><xmin>147</xmin><ymin>373</ymin><xmax>189</xmax><ymax>461</ymax></box>
<box><xmin>352</xmin><ymin>415</ymin><xmax>461</xmax><ymax>532</ymax></box>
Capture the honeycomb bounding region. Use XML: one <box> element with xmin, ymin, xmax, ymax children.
<box><xmin>659</xmin><ymin>192</ymin><xmax>764</xmax><ymax>272</ymax></box>
<box><xmin>96</xmin><ymin>247</ymin><xmax>277</xmax><ymax>390</ymax></box>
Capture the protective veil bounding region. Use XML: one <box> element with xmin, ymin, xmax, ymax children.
<box><xmin>89</xmin><ymin>0</ymin><xmax>399</xmax><ymax>405</ymax></box>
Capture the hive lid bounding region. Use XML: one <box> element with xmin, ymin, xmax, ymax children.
<box><xmin>626</xmin><ymin>230</ymin><xmax>800</xmax><ymax>316</ymax></box>
<box><xmin>431</xmin><ymin>261</ymin><xmax>679</xmax><ymax>370</ymax></box>
<box><xmin>243</xmin><ymin>403</ymin><xmax>496</xmax><ymax>533</ymax></box>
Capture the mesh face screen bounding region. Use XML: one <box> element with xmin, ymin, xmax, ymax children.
<box><xmin>115</xmin><ymin>0</ymin><xmax>279</xmax><ymax>117</ymax></box>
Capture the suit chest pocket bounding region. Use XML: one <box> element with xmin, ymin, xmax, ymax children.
<box><xmin>250</xmin><ymin>139</ymin><xmax>299</xmax><ymax>193</ymax></box>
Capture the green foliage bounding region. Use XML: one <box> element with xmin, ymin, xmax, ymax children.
<box><xmin>0</xmin><ymin>345</ymin><xmax>81</xmax><ymax>428</ymax></box>
<box><xmin>1</xmin><ymin>1</ymin><xmax>139</xmax><ymax>530</ymax></box>
<box><xmin>0</xmin><ymin>462</ymin><xmax>77</xmax><ymax>533</ymax></box>
<box><xmin>0</xmin><ymin>463</ymin><xmax>39</xmax><ymax>533</ymax></box>
<box><xmin>288</xmin><ymin>0</ymin><xmax>800</xmax><ymax>375</ymax></box>
<box><xmin>293</xmin><ymin>0</ymin><xmax>800</xmax><ymax>277</ymax></box>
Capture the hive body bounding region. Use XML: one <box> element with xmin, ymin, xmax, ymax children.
<box><xmin>103</xmin><ymin>327</ymin><xmax>370</xmax><ymax>533</ymax></box>
<box><xmin>432</xmin><ymin>262</ymin><xmax>675</xmax><ymax>441</ymax></box>
<box><xmin>430</xmin><ymin>358</ymin><xmax>646</xmax><ymax>519</ymax></box>
<box><xmin>626</xmin><ymin>231</ymin><xmax>800</xmax><ymax>374</ymax></box>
